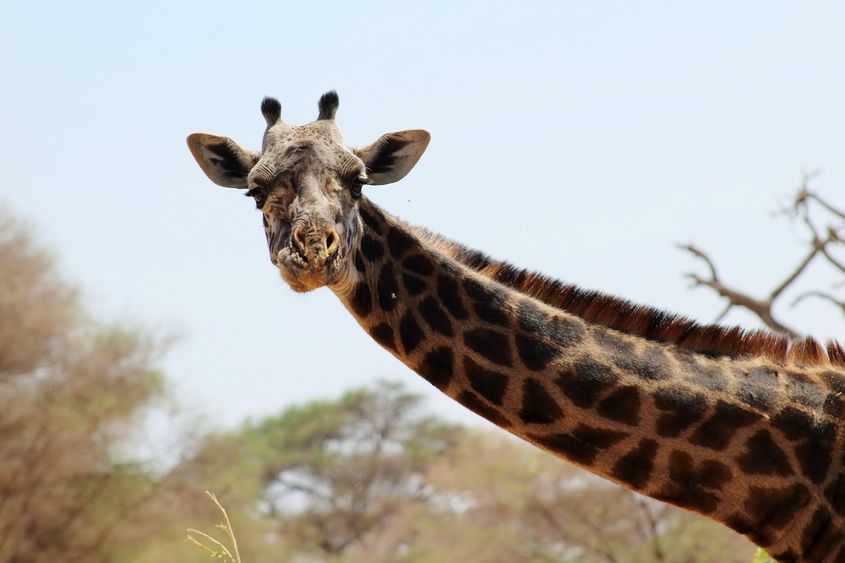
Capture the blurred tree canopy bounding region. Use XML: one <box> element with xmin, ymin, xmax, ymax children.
<box><xmin>165</xmin><ymin>382</ymin><xmax>754</xmax><ymax>563</ymax></box>
<box><xmin>0</xmin><ymin>206</ymin><xmax>168</xmax><ymax>562</ymax></box>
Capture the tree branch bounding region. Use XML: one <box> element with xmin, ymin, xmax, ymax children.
<box><xmin>677</xmin><ymin>179</ymin><xmax>845</xmax><ymax>335</ymax></box>
<box><xmin>678</xmin><ymin>243</ymin><xmax>798</xmax><ymax>336</ymax></box>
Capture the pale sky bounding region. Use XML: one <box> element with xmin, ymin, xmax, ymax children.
<box><xmin>1</xmin><ymin>1</ymin><xmax>844</xmax><ymax>429</ymax></box>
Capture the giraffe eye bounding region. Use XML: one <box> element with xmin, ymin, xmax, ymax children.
<box><xmin>349</xmin><ymin>174</ymin><xmax>370</xmax><ymax>200</ymax></box>
<box><xmin>245</xmin><ymin>188</ymin><xmax>267</xmax><ymax>209</ymax></box>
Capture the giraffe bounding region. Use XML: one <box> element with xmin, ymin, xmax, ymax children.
<box><xmin>187</xmin><ymin>92</ymin><xmax>845</xmax><ymax>562</ymax></box>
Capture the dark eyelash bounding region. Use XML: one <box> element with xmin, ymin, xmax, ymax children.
<box><xmin>349</xmin><ymin>174</ymin><xmax>370</xmax><ymax>200</ymax></box>
<box><xmin>244</xmin><ymin>188</ymin><xmax>267</xmax><ymax>209</ymax></box>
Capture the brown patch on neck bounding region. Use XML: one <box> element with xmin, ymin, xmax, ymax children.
<box><xmin>406</xmin><ymin>224</ymin><xmax>844</xmax><ymax>368</ymax></box>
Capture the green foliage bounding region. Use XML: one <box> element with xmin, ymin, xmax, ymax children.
<box><xmin>753</xmin><ymin>549</ymin><xmax>777</xmax><ymax>563</ymax></box>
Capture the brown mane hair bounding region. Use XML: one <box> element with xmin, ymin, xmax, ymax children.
<box><xmin>411</xmin><ymin>226</ymin><xmax>845</xmax><ymax>368</ymax></box>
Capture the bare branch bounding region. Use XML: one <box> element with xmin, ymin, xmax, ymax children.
<box><xmin>807</xmin><ymin>191</ymin><xmax>845</xmax><ymax>221</ymax></box>
<box><xmin>792</xmin><ymin>291</ymin><xmax>845</xmax><ymax>314</ymax></box>
<box><xmin>677</xmin><ymin>179</ymin><xmax>845</xmax><ymax>335</ymax></box>
<box><xmin>676</xmin><ymin>243</ymin><xmax>719</xmax><ymax>281</ymax></box>
<box><xmin>677</xmin><ymin>244</ymin><xmax>798</xmax><ymax>336</ymax></box>
<box><xmin>768</xmin><ymin>243</ymin><xmax>821</xmax><ymax>302</ymax></box>
<box><xmin>822</xmin><ymin>248</ymin><xmax>845</xmax><ymax>276</ymax></box>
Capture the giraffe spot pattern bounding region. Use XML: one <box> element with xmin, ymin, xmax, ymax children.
<box><xmin>612</xmin><ymin>347</ymin><xmax>669</xmax><ymax>381</ymax></box>
<box><xmin>528</xmin><ymin>424</ymin><xmax>628</xmax><ymax>465</ymax></box>
<box><xmin>824</xmin><ymin>473</ymin><xmax>845</xmax><ymax>517</ymax></box>
<box><xmin>358</xmin><ymin>207</ymin><xmax>383</xmax><ymax>235</ymax></box>
<box><xmin>360</xmin><ymin>233</ymin><xmax>384</xmax><ymax>262</ymax></box>
<box><xmin>370</xmin><ymin>322</ymin><xmax>396</xmax><ymax>352</ymax></box>
<box><xmin>689</xmin><ymin>400</ymin><xmax>761</xmax><ymax>451</ymax></box>
<box><xmin>464</xmin><ymin>328</ymin><xmax>513</xmax><ymax>367</ymax></box>
<box><xmin>515</xmin><ymin>333</ymin><xmax>560</xmax><ymax>371</ymax></box>
<box><xmin>387</xmin><ymin>226</ymin><xmax>415</xmax><ymax>259</ymax></box>
<box><xmin>678</xmin><ymin>353</ymin><xmax>729</xmax><ymax>392</ymax></box>
<box><xmin>402</xmin><ymin>254</ymin><xmax>434</xmax><ymax>275</ymax></box>
<box><xmin>418</xmin><ymin>295</ymin><xmax>453</xmax><ymax>336</ymax></box>
<box><xmin>611</xmin><ymin>438</ymin><xmax>658</xmax><ymax>489</ymax></box>
<box><xmin>350</xmin><ymin>282</ymin><xmax>372</xmax><ymax>317</ymax></box>
<box><xmin>463</xmin><ymin>278</ymin><xmax>510</xmax><ymax>326</ymax></box>
<box><xmin>419</xmin><ymin>347</ymin><xmax>454</xmax><ymax>390</ymax></box>
<box><xmin>725</xmin><ymin>514</ymin><xmax>754</xmax><ymax>535</ymax></box>
<box><xmin>518</xmin><ymin>377</ymin><xmax>563</xmax><ymax>424</ymax></box>
<box><xmin>801</xmin><ymin>506</ymin><xmax>835</xmax><ymax>560</ymax></box>
<box><xmin>459</xmin><ymin>389</ymin><xmax>510</xmax><ymax>428</ymax></box>
<box><xmin>656</xmin><ymin>450</ymin><xmax>723</xmax><ymax>514</ymax></box>
<box><xmin>769</xmin><ymin>549</ymin><xmax>799</xmax><ymax>562</ymax></box>
<box><xmin>785</xmin><ymin>370</ymin><xmax>825</xmax><ymax>410</ymax></box>
<box><xmin>745</xmin><ymin>366</ymin><xmax>780</xmax><ymax>387</ymax></box>
<box><xmin>746</xmin><ymin>522</ymin><xmax>776</xmax><ymax>548</ymax></box>
<box><xmin>736</xmin><ymin>381</ymin><xmax>778</xmax><ymax>411</ymax></box>
<box><xmin>464</xmin><ymin>356</ymin><xmax>509</xmax><ymax>406</ymax></box>
<box><xmin>596</xmin><ymin>385</ymin><xmax>641</xmax><ymax>426</ymax></box>
<box><xmin>794</xmin><ymin>422</ymin><xmax>835</xmax><ymax>484</ymax></box>
<box><xmin>744</xmin><ymin>483</ymin><xmax>812</xmax><ymax>531</ymax></box>
<box><xmin>354</xmin><ymin>250</ymin><xmax>367</xmax><ymax>273</ymax></box>
<box><xmin>399</xmin><ymin>310</ymin><xmax>425</xmax><ymax>354</ymax></box>
<box><xmin>697</xmin><ymin>459</ymin><xmax>733</xmax><ymax>490</ymax></box>
<box><xmin>592</xmin><ymin>328</ymin><xmax>635</xmax><ymax>356</ymax></box>
<box><xmin>556</xmin><ymin>358</ymin><xmax>619</xmax><ymax>408</ymax></box>
<box><xmin>823</xmin><ymin>370</ymin><xmax>845</xmax><ymax>393</ymax></box>
<box><xmin>653</xmin><ymin>386</ymin><xmax>708</xmax><ymax>438</ymax></box>
<box><xmin>402</xmin><ymin>273</ymin><xmax>427</xmax><ymax>296</ymax></box>
<box><xmin>771</xmin><ymin>406</ymin><xmax>815</xmax><ymax>441</ymax></box>
<box><xmin>437</xmin><ymin>275</ymin><xmax>469</xmax><ymax>320</ymax></box>
<box><xmin>736</xmin><ymin>429</ymin><xmax>793</xmax><ymax>476</ymax></box>
<box><xmin>516</xmin><ymin>299</ymin><xmax>585</xmax><ymax>348</ymax></box>
<box><xmin>823</xmin><ymin>393</ymin><xmax>845</xmax><ymax>418</ymax></box>
<box><xmin>377</xmin><ymin>262</ymin><xmax>400</xmax><ymax>312</ymax></box>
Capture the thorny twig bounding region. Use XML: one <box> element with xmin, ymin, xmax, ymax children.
<box><xmin>678</xmin><ymin>175</ymin><xmax>844</xmax><ymax>336</ymax></box>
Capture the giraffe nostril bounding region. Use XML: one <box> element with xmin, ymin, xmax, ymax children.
<box><xmin>292</xmin><ymin>225</ymin><xmax>307</xmax><ymax>253</ymax></box>
<box><xmin>325</xmin><ymin>227</ymin><xmax>339</xmax><ymax>258</ymax></box>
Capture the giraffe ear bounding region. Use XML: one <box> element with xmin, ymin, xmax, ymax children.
<box><xmin>186</xmin><ymin>133</ymin><xmax>259</xmax><ymax>189</ymax></box>
<box><xmin>353</xmin><ymin>130</ymin><xmax>430</xmax><ymax>186</ymax></box>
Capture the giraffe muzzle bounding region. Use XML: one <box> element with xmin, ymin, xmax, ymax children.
<box><xmin>275</xmin><ymin>221</ymin><xmax>343</xmax><ymax>291</ymax></box>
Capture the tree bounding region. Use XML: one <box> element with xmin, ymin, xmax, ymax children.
<box><xmin>173</xmin><ymin>382</ymin><xmax>754</xmax><ymax>563</ymax></box>
<box><xmin>0</xmin><ymin>205</ymin><xmax>170</xmax><ymax>562</ymax></box>
<box><xmin>679</xmin><ymin>177</ymin><xmax>844</xmax><ymax>336</ymax></box>
<box><xmin>166</xmin><ymin>380</ymin><xmax>460</xmax><ymax>562</ymax></box>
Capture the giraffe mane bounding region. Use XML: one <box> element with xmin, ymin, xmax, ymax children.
<box><xmin>408</xmin><ymin>224</ymin><xmax>845</xmax><ymax>368</ymax></box>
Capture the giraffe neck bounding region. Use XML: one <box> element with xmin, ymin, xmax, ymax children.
<box><xmin>329</xmin><ymin>198</ymin><xmax>845</xmax><ymax>562</ymax></box>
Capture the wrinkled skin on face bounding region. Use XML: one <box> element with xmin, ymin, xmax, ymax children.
<box><xmin>187</xmin><ymin>92</ymin><xmax>430</xmax><ymax>292</ymax></box>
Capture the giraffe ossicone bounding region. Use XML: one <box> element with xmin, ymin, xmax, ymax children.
<box><xmin>188</xmin><ymin>92</ymin><xmax>845</xmax><ymax>563</ymax></box>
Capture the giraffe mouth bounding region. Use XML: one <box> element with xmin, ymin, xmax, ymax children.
<box><xmin>275</xmin><ymin>244</ymin><xmax>344</xmax><ymax>292</ymax></box>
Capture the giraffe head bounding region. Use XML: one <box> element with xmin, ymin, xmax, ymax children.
<box><xmin>187</xmin><ymin>91</ymin><xmax>430</xmax><ymax>292</ymax></box>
